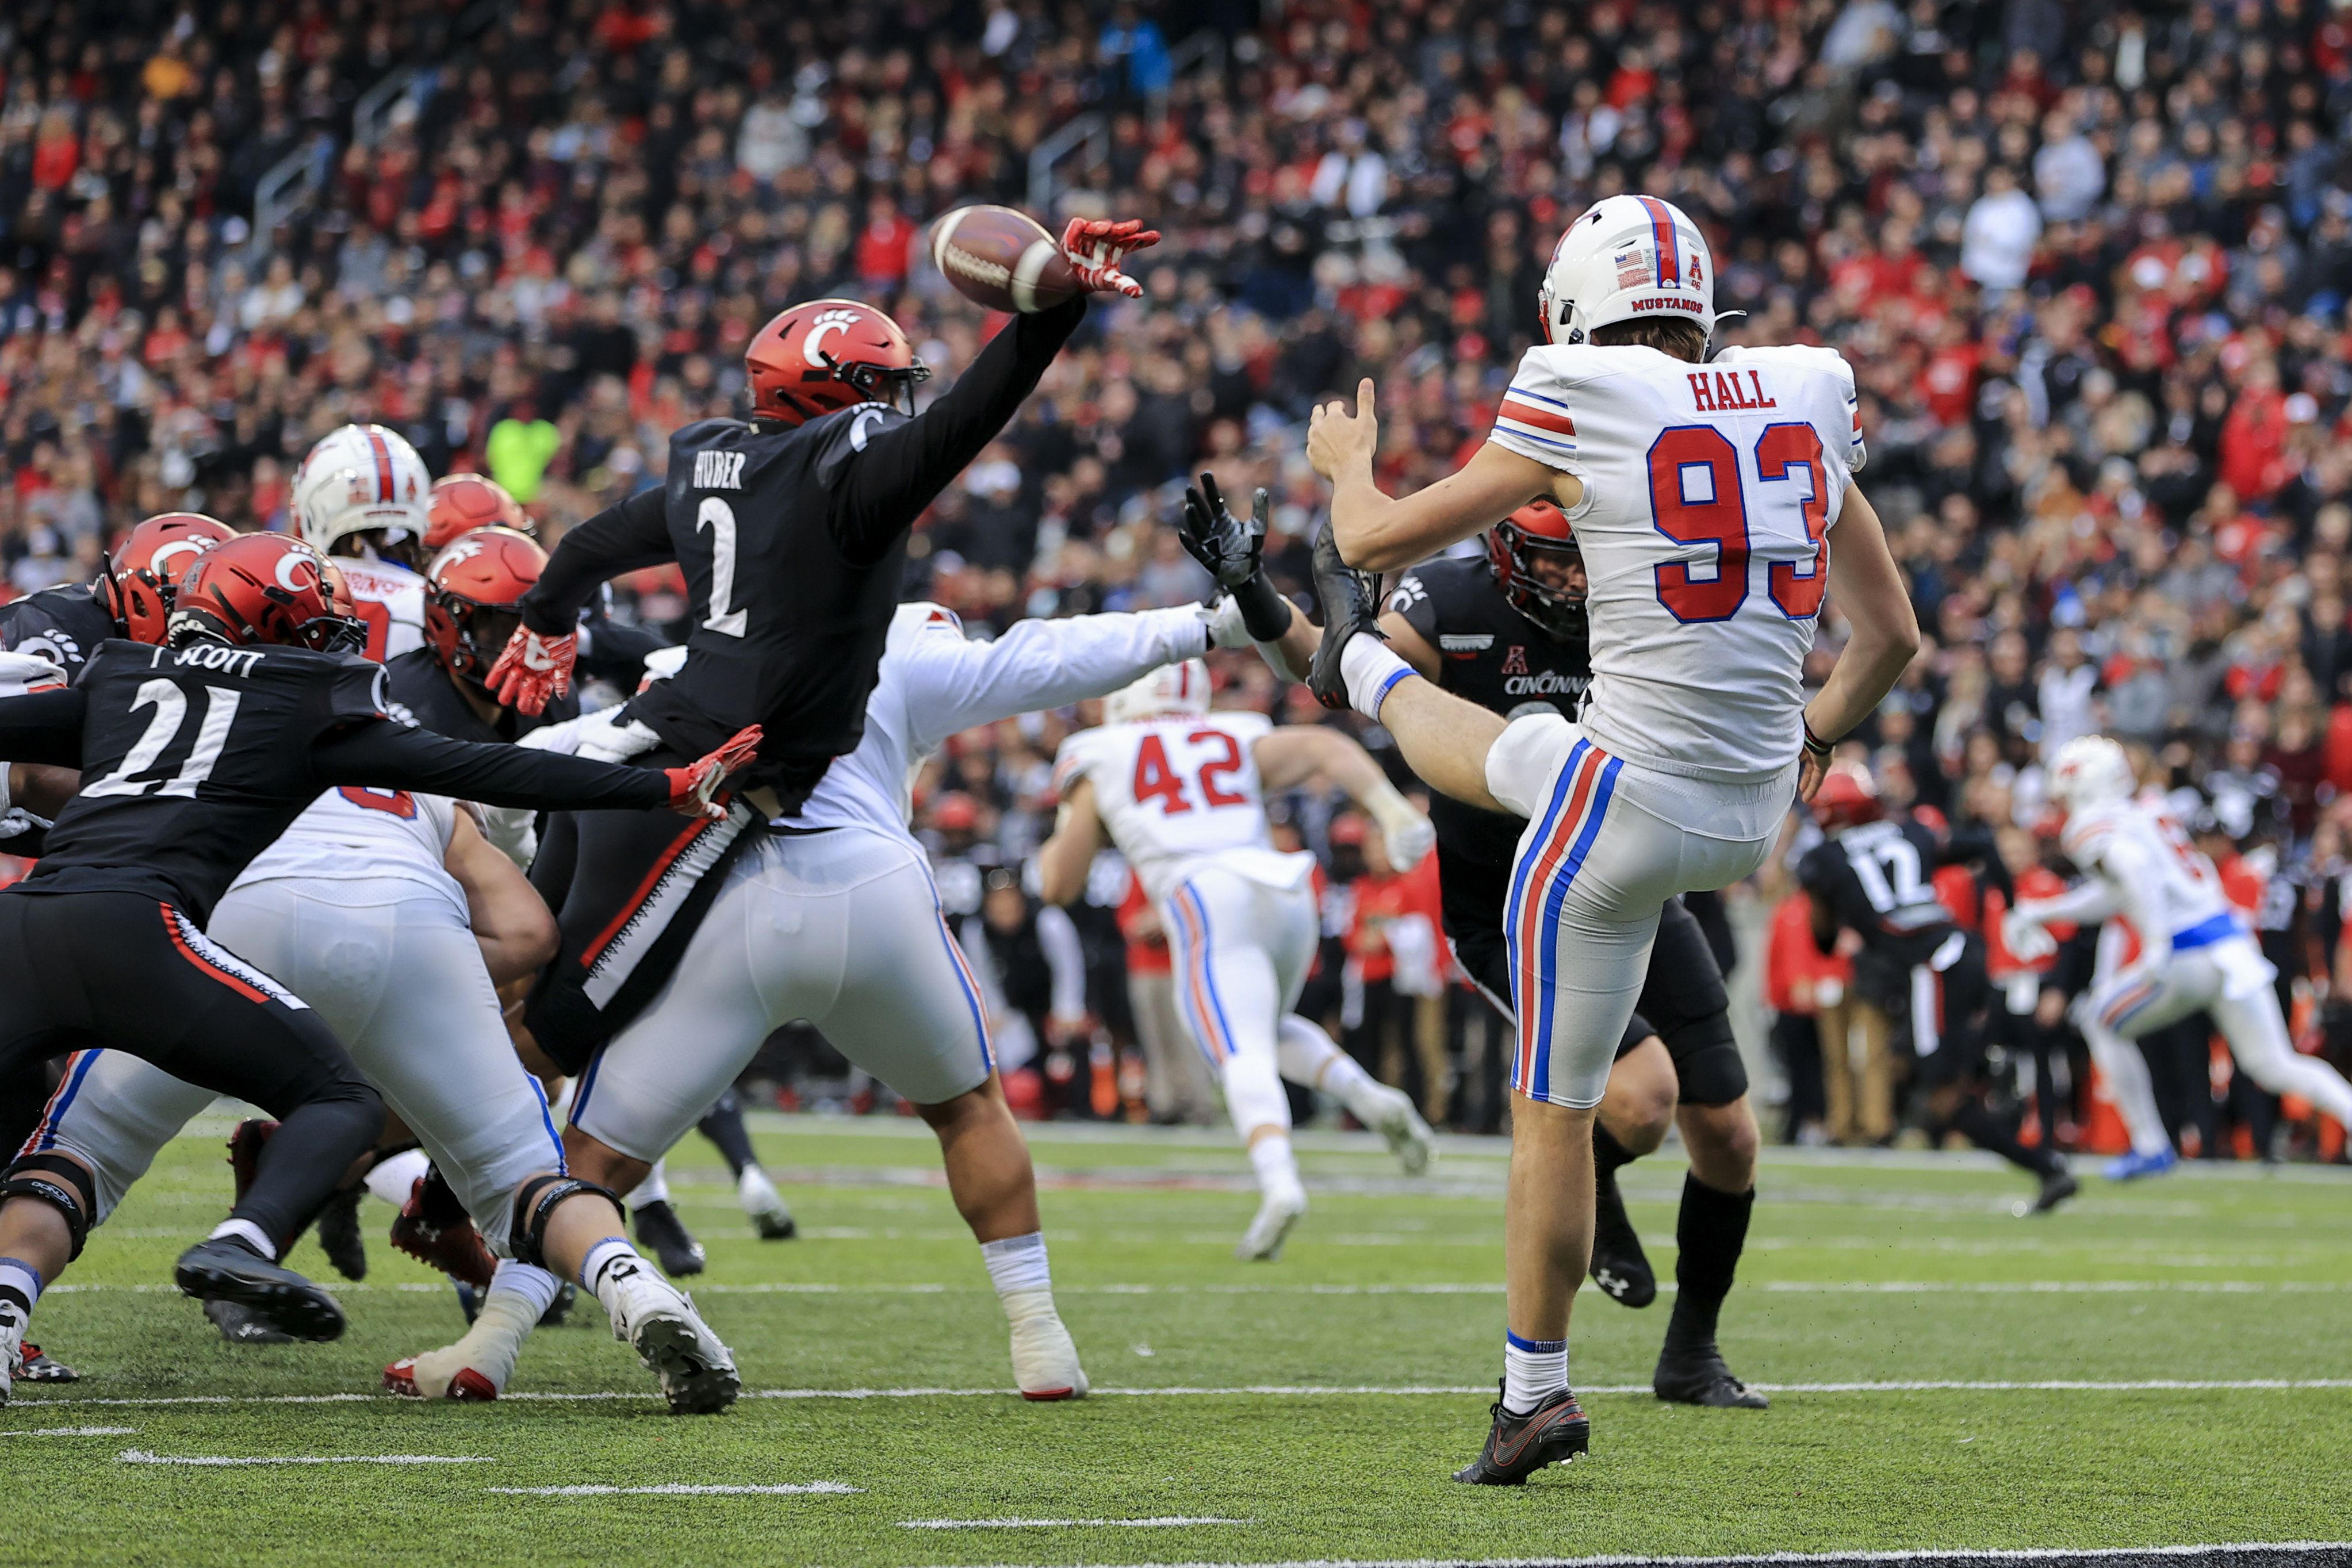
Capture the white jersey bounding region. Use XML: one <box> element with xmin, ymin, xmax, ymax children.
<box><xmin>1487</xmin><ymin>340</ymin><xmax>1865</xmax><ymax>783</ymax></box>
<box><xmin>1054</xmin><ymin>710</ymin><xmax>1308</xmax><ymax>905</ymax></box>
<box><xmin>228</xmin><ymin>784</ymin><xmax>466</xmax><ymax>918</ymax></box>
<box><xmin>2061</xmin><ymin>793</ymin><xmax>2239</xmax><ymax>948</ymax></box>
<box><xmin>337</xmin><ymin>558</ymin><xmax>427</xmax><ymax>661</ymax></box>
<box><xmin>795</xmin><ymin>600</ymin><xmax>1211</xmax><ymax>842</ymax></box>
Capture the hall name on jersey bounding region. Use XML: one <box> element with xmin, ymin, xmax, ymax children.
<box><xmin>1688</xmin><ymin>370</ymin><xmax>1778</xmax><ymax>412</ymax></box>
<box><xmin>692</xmin><ymin>450</ymin><xmax>748</xmax><ymax>489</ymax></box>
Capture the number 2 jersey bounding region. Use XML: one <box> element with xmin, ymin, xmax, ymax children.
<box><xmin>1054</xmin><ymin>711</ymin><xmax>1310</xmax><ymax>905</ymax></box>
<box><xmin>1484</xmin><ymin>340</ymin><xmax>1865</xmax><ymax>784</ymax></box>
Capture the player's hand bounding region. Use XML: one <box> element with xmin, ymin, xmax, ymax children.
<box><xmin>1307</xmin><ymin>379</ymin><xmax>1379</xmax><ymax>481</ymax></box>
<box><xmin>2001</xmin><ymin>908</ymin><xmax>2057</xmax><ymax>964</ymax></box>
<box><xmin>1797</xmin><ymin>746</ymin><xmax>1826</xmax><ymax>803</ymax></box>
<box><xmin>487</xmin><ymin>624</ymin><xmax>578</xmax><ymax>716</ymax></box>
<box><xmin>664</xmin><ymin>724</ymin><xmax>764</xmax><ymax>818</ymax></box>
<box><xmin>1181</xmin><ymin>473</ymin><xmax>1293</xmax><ymax>642</ymax></box>
<box><xmin>1061</xmin><ymin>217</ymin><xmax>1159</xmax><ymax>298</ymax></box>
<box><xmin>1366</xmin><ymin>788</ymin><xmax>1435</xmax><ymax>872</ymax></box>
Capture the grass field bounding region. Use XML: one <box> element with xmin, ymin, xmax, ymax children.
<box><xmin>6</xmin><ymin>1111</ymin><xmax>2351</xmax><ymax>1567</ymax></box>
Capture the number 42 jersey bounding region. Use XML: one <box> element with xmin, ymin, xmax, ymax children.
<box><xmin>1486</xmin><ymin>340</ymin><xmax>1866</xmax><ymax>784</ymax></box>
<box><xmin>1054</xmin><ymin>711</ymin><xmax>1307</xmax><ymax>904</ymax></box>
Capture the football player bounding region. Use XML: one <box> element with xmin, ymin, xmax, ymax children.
<box><xmin>1796</xmin><ymin>763</ymin><xmax>2075</xmax><ymax>1210</ymax></box>
<box><xmin>0</xmin><ymin>532</ymin><xmax>758</xmax><ymax>1395</ymax></box>
<box><xmin>1297</xmin><ymin>195</ymin><xmax>1920</xmax><ymax>1482</ymax></box>
<box><xmin>481</xmin><ymin>218</ymin><xmax>1159</xmax><ymax>1085</ymax></box>
<box><xmin>2009</xmin><ymin>735</ymin><xmax>2352</xmax><ymax>1175</ymax></box>
<box><xmin>1370</xmin><ymin>498</ymin><xmax>1768</xmax><ymax>1408</ymax></box>
<box><xmin>1039</xmin><ymin>661</ymin><xmax>1437</xmax><ymax>1260</ymax></box>
<box><xmin>0</xmin><ymin>512</ymin><xmax>237</xmax><ymax>690</ymax></box>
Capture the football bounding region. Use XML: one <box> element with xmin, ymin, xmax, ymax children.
<box><xmin>928</xmin><ymin>204</ymin><xmax>1079</xmax><ymax>315</ymax></box>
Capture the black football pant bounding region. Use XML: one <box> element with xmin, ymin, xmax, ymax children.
<box><xmin>0</xmin><ymin>891</ymin><xmax>382</xmax><ymax>1252</ymax></box>
<box><xmin>525</xmin><ymin>761</ymin><xmax>764</xmax><ymax>1076</ymax></box>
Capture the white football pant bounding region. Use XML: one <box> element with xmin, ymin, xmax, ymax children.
<box><xmin>1160</xmin><ymin>862</ymin><xmax>1320</xmax><ymax>1138</ymax></box>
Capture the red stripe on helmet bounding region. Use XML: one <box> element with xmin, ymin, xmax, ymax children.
<box><xmin>367</xmin><ymin>430</ymin><xmax>395</xmax><ymax>503</ymax></box>
<box><xmin>1638</xmin><ymin>197</ymin><xmax>1680</xmax><ymax>289</ymax></box>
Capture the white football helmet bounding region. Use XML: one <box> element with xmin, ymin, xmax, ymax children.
<box><xmin>1104</xmin><ymin>659</ymin><xmax>1211</xmax><ymax>724</ymax></box>
<box><xmin>1537</xmin><ymin>193</ymin><xmax>1717</xmax><ymax>347</ymax></box>
<box><xmin>293</xmin><ymin>423</ymin><xmax>430</xmax><ymax>557</ymax></box>
<box><xmin>2047</xmin><ymin>734</ymin><xmax>2136</xmax><ymax>811</ymax></box>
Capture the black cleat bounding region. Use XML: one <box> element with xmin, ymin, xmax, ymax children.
<box><xmin>2026</xmin><ymin>1168</ymin><xmax>2078</xmax><ymax>1214</ymax></box>
<box><xmin>1588</xmin><ymin>1174</ymin><xmax>1656</xmax><ymax>1308</ymax></box>
<box><xmin>1453</xmin><ymin>1382</ymin><xmax>1591</xmax><ymax>1485</ymax></box>
<box><xmin>315</xmin><ymin>1184</ymin><xmax>367</xmax><ymax>1281</ymax></box>
<box><xmin>16</xmin><ymin>1343</ymin><xmax>78</xmax><ymax>1382</ymax></box>
<box><xmin>633</xmin><ymin>1199</ymin><xmax>706</xmax><ymax>1277</ymax></box>
<box><xmin>204</xmin><ymin>1298</ymin><xmax>295</xmax><ymax>1345</ymax></box>
<box><xmin>539</xmin><ymin>1281</ymin><xmax>579</xmax><ymax>1327</ymax></box>
<box><xmin>1307</xmin><ymin>524</ymin><xmax>1386</xmax><ymax>711</ymax></box>
<box><xmin>175</xmin><ymin>1236</ymin><xmax>345</xmax><ymax>1343</ymax></box>
<box><xmin>1653</xmin><ymin>1343</ymin><xmax>1769</xmax><ymax>1409</ymax></box>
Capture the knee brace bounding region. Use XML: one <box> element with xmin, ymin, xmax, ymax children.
<box><xmin>2</xmin><ymin>1153</ymin><xmax>97</xmax><ymax>1260</ymax></box>
<box><xmin>507</xmin><ymin>1172</ymin><xmax>623</xmax><ymax>1271</ymax></box>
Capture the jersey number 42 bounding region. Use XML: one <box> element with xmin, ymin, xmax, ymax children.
<box><xmin>1132</xmin><ymin>731</ymin><xmax>1246</xmax><ymax>816</ymax></box>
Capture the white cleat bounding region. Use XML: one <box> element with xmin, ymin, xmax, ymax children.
<box><xmin>738</xmin><ymin>1166</ymin><xmax>797</xmax><ymax>1240</ymax></box>
<box><xmin>383</xmin><ymin>1351</ymin><xmax>501</xmax><ymax>1402</ymax></box>
<box><xmin>603</xmin><ymin>1260</ymin><xmax>741</xmax><ymax>1414</ymax></box>
<box><xmin>1235</xmin><ymin>1185</ymin><xmax>1308</xmax><ymax>1262</ymax></box>
<box><xmin>1008</xmin><ymin>1308</ymin><xmax>1089</xmax><ymax>1402</ymax></box>
<box><xmin>1367</xmin><ymin>1084</ymin><xmax>1436</xmax><ymax>1176</ymax></box>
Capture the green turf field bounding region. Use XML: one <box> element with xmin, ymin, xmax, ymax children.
<box><xmin>6</xmin><ymin>1112</ymin><xmax>2349</xmax><ymax>1567</ymax></box>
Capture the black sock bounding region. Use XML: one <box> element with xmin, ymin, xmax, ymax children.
<box><xmin>1663</xmin><ymin>1173</ymin><xmax>1752</xmax><ymax>1355</ymax></box>
<box><xmin>231</xmin><ymin>1092</ymin><xmax>382</xmax><ymax>1252</ymax></box>
<box><xmin>1592</xmin><ymin>1121</ymin><xmax>1638</xmax><ymax>1190</ymax></box>
<box><xmin>697</xmin><ymin>1089</ymin><xmax>759</xmax><ymax>1179</ymax></box>
<box><xmin>1949</xmin><ymin>1100</ymin><xmax>2061</xmax><ymax>1176</ymax></box>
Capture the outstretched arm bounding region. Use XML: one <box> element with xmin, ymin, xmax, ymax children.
<box><xmin>518</xmin><ymin>488</ymin><xmax>673</xmax><ymax>635</ymax></box>
<box><xmin>899</xmin><ymin>605</ymin><xmax>1212</xmax><ymax>754</ymax></box>
<box><xmin>1255</xmin><ymin>722</ymin><xmax>1434</xmax><ymax>870</ymax></box>
<box><xmin>1036</xmin><ymin>775</ymin><xmax>1105</xmax><ymax>907</ymax></box>
<box><xmin>1307</xmin><ymin>380</ymin><xmax>1570</xmax><ymax>571</ymax></box>
<box><xmin>1799</xmin><ymin>485</ymin><xmax>1918</xmax><ymax>799</ymax></box>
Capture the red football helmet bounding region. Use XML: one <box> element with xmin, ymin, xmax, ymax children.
<box><xmin>99</xmin><ymin>512</ymin><xmax>238</xmax><ymax>643</ymax></box>
<box><xmin>1485</xmin><ymin>499</ymin><xmax>1586</xmax><ymax>641</ymax></box>
<box><xmin>170</xmin><ymin>534</ymin><xmax>367</xmax><ymax>652</ymax></box>
<box><xmin>744</xmin><ymin>298</ymin><xmax>930</xmax><ymax>425</ymax></box>
<box><xmin>424</xmin><ymin>526</ymin><xmax>549</xmax><ymax>688</ymax></box>
<box><xmin>1813</xmin><ymin>761</ymin><xmax>1883</xmax><ymax>829</ymax></box>
<box><xmin>425</xmin><ymin>473</ymin><xmax>530</xmax><ymax>552</ymax></box>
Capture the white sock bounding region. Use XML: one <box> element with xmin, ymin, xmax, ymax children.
<box><xmin>1248</xmin><ymin>1134</ymin><xmax>1302</xmax><ymax>1198</ymax></box>
<box><xmin>406</xmin><ymin>1263</ymin><xmax>547</xmax><ymax>1397</ymax></box>
<box><xmin>981</xmin><ymin>1231</ymin><xmax>1051</xmax><ymax>1297</ymax></box>
<box><xmin>579</xmin><ymin>1235</ymin><xmax>643</xmax><ymax>1304</ymax></box>
<box><xmin>364</xmin><ymin>1148</ymin><xmax>431</xmax><ymax>1209</ymax></box>
<box><xmin>626</xmin><ymin>1160</ymin><xmax>669</xmax><ymax>1211</ymax></box>
<box><xmin>488</xmin><ymin>1258</ymin><xmax>562</xmax><ymax>1320</ymax></box>
<box><xmin>1503</xmin><ymin>1331</ymin><xmax>1567</xmax><ymax>1416</ymax></box>
<box><xmin>0</xmin><ymin>1256</ymin><xmax>41</xmax><ymax>1336</ymax></box>
<box><xmin>209</xmin><ymin>1218</ymin><xmax>277</xmax><ymax>1260</ymax></box>
<box><xmin>1339</xmin><ymin>635</ymin><xmax>1414</xmax><ymax>722</ymax></box>
<box><xmin>1278</xmin><ymin>1017</ymin><xmax>1390</xmax><ymax>1122</ymax></box>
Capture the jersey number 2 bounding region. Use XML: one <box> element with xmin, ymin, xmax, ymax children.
<box><xmin>1648</xmin><ymin>423</ymin><xmax>1829</xmax><ymax>622</ymax></box>
<box><xmin>696</xmin><ymin>497</ymin><xmax>749</xmax><ymax>638</ymax></box>
<box><xmin>1131</xmin><ymin>730</ymin><xmax>1247</xmax><ymax>816</ymax></box>
<box><xmin>81</xmin><ymin>679</ymin><xmax>245</xmax><ymax>799</ymax></box>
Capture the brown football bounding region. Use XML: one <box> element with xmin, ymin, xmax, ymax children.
<box><xmin>928</xmin><ymin>204</ymin><xmax>1079</xmax><ymax>314</ymax></box>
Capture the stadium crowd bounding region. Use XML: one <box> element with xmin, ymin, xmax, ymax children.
<box><xmin>6</xmin><ymin>0</ymin><xmax>2352</xmax><ymax>1157</ymax></box>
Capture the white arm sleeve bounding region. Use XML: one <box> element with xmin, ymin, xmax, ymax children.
<box><xmin>902</xmin><ymin>607</ymin><xmax>1212</xmax><ymax>756</ymax></box>
<box><xmin>2017</xmin><ymin>877</ymin><xmax>2124</xmax><ymax>930</ymax></box>
<box><xmin>1035</xmin><ymin>903</ymin><xmax>1089</xmax><ymax>1021</ymax></box>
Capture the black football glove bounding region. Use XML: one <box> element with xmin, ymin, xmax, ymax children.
<box><xmin>1179</xmin><ymin>473</ymin><xmax>1293</xmax><ymax>642</ymax></box>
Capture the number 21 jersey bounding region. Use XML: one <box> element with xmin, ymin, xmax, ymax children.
<box><xmin>1054</xmin><ymin>711</ymin><xmax>1301</xmax><ymax>904</ymax></box>
<box><xmin>1485</xmin><ymin>340</ymin><xmax>1865</xmax><ymax>784</ymax></box>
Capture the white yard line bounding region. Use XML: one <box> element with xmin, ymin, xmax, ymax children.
<box><xmin>488</xmin><ymin>1482</ymin><xmax>859</xmax><ymax>1496</ymax></box>
<box><xmin>901</xmin><ymin>1546</ymin><xmax>2352</xmax><ymax>1567</ymax></box>
<box><xmin>0</xmin><ymin>1425</ymin><xmax>133</xmax><ymax>1436</ymax></box>
<box><xmin>116</xmin><ymin>1448</ymin><xmax>491</xmax><ymax>1466</ymax></box>
<box><xmin>898</xmin><ymin>1517</ymin><xmax>1248</xmax><ymax>1530</ymax></box>
<box><xmin>37</xmin><ymin>1278</ymin><xmax>2352</xmax><ymax>1297</ymax></box>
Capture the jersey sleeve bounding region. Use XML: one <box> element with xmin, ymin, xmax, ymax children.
<box><xmin>1388</xmin><ymin>570</ymin><xmax>1442</xmax><ymax>646</ymax></box>
<box><xmin>1487</xmin><ymin>348</ymin><xmax>1585</xmax><ymax>473</ymax></box>
<box><xmin>1051</xmin><ymin>730</ymin><xmax>1103</xmax><ymax>796</ymax></box>
<box><xmin>308</xmin><ymin>720</ymin><xmax>673</xmax><ymax>812</ymax></box>
<box><xmin>519</xmin><ymin>486</ymin><xmax>673</xmax><ymax>634</ymax></box>
<box><xmin>0</xmin><ymin>687</ymin><xmax>89</xmax><ymax>767</ymax></box>
<box><xmin>323</xmin><ymin>658</ymin><xmax>393</xmax><ymax>727</ymax></box>
<box><xmin>901</xmin><ymin>606</ymin><xmax>1211</xmax><ymax>757</ymax></box>
<box><xmin>1717</xmin><ymin>343</ymin><xmax>1866</xmax><ymax>475</ymax></box>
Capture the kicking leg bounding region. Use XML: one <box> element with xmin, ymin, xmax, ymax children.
<box><xmin>2212</xmin><ymin>975</ymin><xmax>2352</xmax><ymax>1126</ymax></box>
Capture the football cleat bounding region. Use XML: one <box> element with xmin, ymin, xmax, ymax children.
<box><xmin>2026</xmin><ymin>1168</ymin><xmax>2079</xmax><ymax>1214</ymax></box>
<box><xmin>315</xmin><ymin>1183</ymin><xmax>367</xmax><ymax>1281</ymax></box>
<box><xmin>204</xmin><ymin>1298</ymin><xmax>294</xmax><ymax>1345</ymax></box>
<box><xmin>1235</xmin><ymin>1185</ymin><xmax>1308</xmax><ymax>1262</ymax></box>
<box><xmin>1653</xmin><ymin>1343</ymin><xmax>1769</xmax><ymax>1409</ymax></box>
<box><xmin>174</xmin><ymin>1236</ymin><xmax>345</xmax><ymax>1343</ymax></box>
<box><xmin>540</xmin><ymin>1281</ymin><xmax>578</xmax><ymax>1327</ymax></box>
<box><xmin>1587</xmin><ymin>1174</ymin><xmax>1657</xmax><ymax>1308</ymax></box>
<box><xmin>15</xmin><ymin>1343</ymin><xmax>77</xmax><ymax>1383</ymax></box>
<box><xmin>738</xmin><ymin>1167</ymin><xmax>797</xmax><ymax>1240</ymax></box>
<box><xmin>2104</xmin><ymin>1147</ymin><xmax>2178</xmax><ymax>1182</ymax></box>
<box><xmin>389</xmin><ymin>1175</ymin><xmax>496</xmax><ymax>1290</ymax></box>
<box><xmin>1006</xmin><ymin>1303</ymin><xmax>1089</xmax><ymax>1401</ymax></box>
<box><xmin>1306</xmin><ymin>524</ymin><xmax>1386</xmax><ymax>712</ymax></box>
<box><xmin>634</xmin><ymin>1199</ymin><xmax>707</xmax><ymax>1276</ymax></box>
<box><xmin>1365</xmin><ymin>1084</ymin><xmax>1436</xmax><ymax>1176</ymax></box>
<box><xmin>600</xmin><ymin>1256</ymin><xmax>740</xmax><ymax>1414</ymax></box>
<box><xmin>1453</xmin><ymin>1382</ymin><xmax>1591</xmax><ymax>1485</ymax></box>
<box><xmin>384</xmin><ymin>1355</ymin><xmax>500</xmax><ymax>1402</ymax></box>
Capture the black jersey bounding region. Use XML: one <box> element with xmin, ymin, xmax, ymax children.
<box><xmin>382</xmin><ymin>646</ymin><xmax>578</xmax><ymax>746</ymax></box>
<box><xmin>1796</xmin><ymin>817</ymin><xmax>1957</xmax><ymax>968</ymax></box>
<box><xmin>518</xmin><ymin>298</ymin><xmax>1086</xmax><ymax>814</ymax></box>
<box><xmin>0</xmin><ymin>583</ymin><xmax>116</xmax><ymax>683</ymax></box>
<box><xmin>1390</xmin><ymin>554</ymin><xmax>1591</xmax><ymax>940</ymax></box>
<box><xmin>0</xmin><ymin>638</ymin><xmax>676</xmax><ymax>925</ymax></box>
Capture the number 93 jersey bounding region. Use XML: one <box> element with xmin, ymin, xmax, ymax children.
<box><xmin>1487</xmin><ymin>340</ymin><xmax>1865</xmax><ymax>784</ymax></box>
<box><xmin>1055</xmin><ymin>711</ymin><xmax>1294</xmax><ymax>905</ymax></box>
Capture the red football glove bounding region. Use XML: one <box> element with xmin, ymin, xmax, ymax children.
<box><xmin>485</xmin><ymin>624</ymin><xmax>578</xmax><ymax>717</ymax></box>
<box><xmin>663</xmin><ymin>724</ymin><xmax>764</xmax><ymax>818</ymax></box>
<box><xmin>1061</xmin><ymin>217</ymin><xmax>1160</xmax><ymax>298</ymax></box>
